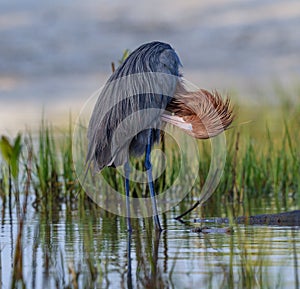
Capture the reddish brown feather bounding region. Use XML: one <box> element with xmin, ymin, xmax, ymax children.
<box><xmin>164</xmin><ymin>82</ymin><xmax>234</xmax><ymax>139</ymax></box>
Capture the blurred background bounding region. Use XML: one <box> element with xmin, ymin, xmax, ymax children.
<box><xmin>0</xmin><ymin>0</ymin><xmax>299</xmax><ymax>134</ymax></box>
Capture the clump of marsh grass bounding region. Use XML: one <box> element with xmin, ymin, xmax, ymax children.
<box><xmin>0</xmin><ymin>86</ymin><xmax>299</xmax><ymax>222</ymax></box>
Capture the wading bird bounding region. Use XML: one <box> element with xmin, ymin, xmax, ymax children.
<box><xmin>86</xmin><ymin>41</ymin><xmax>233</xmax><ymax>231</ymax></box>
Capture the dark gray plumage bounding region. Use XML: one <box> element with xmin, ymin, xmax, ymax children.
<box><xmin>86</xmin><ymin>41</ymin><xmax>181</xmax><ymax>171</ymax></box>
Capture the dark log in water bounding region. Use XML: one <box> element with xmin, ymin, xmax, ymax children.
<box><xmin>235</xmin><ymin>210</ymin><xmax>300</xmax><ymax>226</ymax></box>
<box><xmin>194</xmin><ymin>210</ymin><xmax>300</xmax><ymax>226</ymax></box>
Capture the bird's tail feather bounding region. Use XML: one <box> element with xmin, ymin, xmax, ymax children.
<box><xmin>163</xmin><ymin>82</ymin><xmax>234</xmax><ymax>139</ymax></box>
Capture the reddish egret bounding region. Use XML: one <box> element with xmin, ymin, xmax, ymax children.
<box><xmin>86</xmin><ymin>41</ymin><xmax>233</xmax><ymax>231</ymax></box>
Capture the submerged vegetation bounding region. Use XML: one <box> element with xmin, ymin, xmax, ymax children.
<box><xmin>0</xmin><ymin>84</ymin><xmax>300</xmax><ymax>288</ymax></box>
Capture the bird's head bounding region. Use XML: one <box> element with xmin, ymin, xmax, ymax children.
<box><xmin>156</xmin><ymin>44</ymin><xmax>182</xmax><ymax>76</ymax></box>
<box><xmin>110</xmin><ymin>41</ymin><xmax>182</xmax><ymax>79</ymax></box>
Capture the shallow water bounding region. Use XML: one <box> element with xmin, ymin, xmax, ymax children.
<box><xmin>1</xmin><ymin>198</ymin><xmax>299</xmax><ymax>289</ymax></box>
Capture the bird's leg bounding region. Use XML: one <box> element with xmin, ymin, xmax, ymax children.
<box><xmin>145</xmin><ymin>130</ymin><xmax>162</xmax><ymax>231</ymax></box>
<box><xmin>127</xmin><ymin>231</ymin><xmax>133</xmax><ymax>288</ymax></box>
<box><xmin>124</xmin><ymin>162</ymin><xmax>132</xmax><ymax>232</ymax></box>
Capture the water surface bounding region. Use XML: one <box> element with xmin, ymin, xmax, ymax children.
<box><xmin>1</xmin><ymin>199</ymin><xmax>299</xmax><ymax>288</ymax></box>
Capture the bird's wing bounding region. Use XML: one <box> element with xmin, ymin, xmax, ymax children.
<box><xmin>86</xmin><ymin>42</ymin><xmax>182</xmax><ymax>171</ymax></box>
<box><xmin>86</xmin><ymin>77</ymin><xmax>180</xmax><ymax>171</ymax></box>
